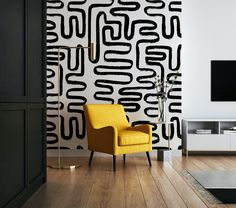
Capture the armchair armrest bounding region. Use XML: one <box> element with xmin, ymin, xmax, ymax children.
<box><xmin>89</xmin><ymin>126</ymin><xmax>118</xmax><ymax>154</ymax></box>
<box><xmin>127</xmin><ymin>124</ymin><xmax>152</xmax><ymax>135</ymax></box>
<box><xmin>93</xmin><ymin>126</ymin><xmax>118</xmax><ymax>141</ymax></box>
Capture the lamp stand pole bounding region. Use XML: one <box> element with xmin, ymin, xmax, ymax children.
<box><xmin>48</xmin><ymin>44</ymin><xmax>95</xmax><ymax>169</ymax></box>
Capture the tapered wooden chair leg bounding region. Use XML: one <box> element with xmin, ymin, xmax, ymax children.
<box><xmin>89</xmin><ymin>151</ymin><xmax>94</xmax><ymax>166</ymax></box>
<box><xmin>113</xmin><ymin>155</ymin><xmax>116</xmax><ymax>171</ymax></box>
<box><xmin>146</xmin><ymin>152</ymin><xmax>152</xmax><ymax>167</ymax></box>
<box><xmin>123</xmin><ymin>154</ymin><xmax>126</xmax><ymax>163</ymax></box>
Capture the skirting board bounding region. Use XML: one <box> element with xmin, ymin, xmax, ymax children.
<box><xmin>47</xmin><ymin>149</ymin><xmax>182</xmax><ymax>158</ymax></box>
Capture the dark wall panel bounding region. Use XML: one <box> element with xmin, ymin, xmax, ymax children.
<box><xmin>0</xmin><ymin>0</ymin><xmax>46</xmax><ymax>207</ymax></box>
<box><xmin>0</xmin><ymin>0</ymin><xmax>25</xmax><ymax>98</ymax></box>
<box><xmin>28</xmin><ymin>0</ymin><xmax>43</xmax><ymax>98</ymax></box>
<box><xmin>0</xmin><ymin>108</ymin><xmax>25</xmax><ymax>207</ymax></box>
<box><xmin>28</xmin><ymin>107</ymin><xmax>44</xmax><ymax>183</ymax></box>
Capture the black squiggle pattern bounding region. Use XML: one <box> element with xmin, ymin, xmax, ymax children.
<box><xmin>169</xmin><ymin>1</ymin><xmax>181</xmax><ymax>12</ymax></box>
<box><xmin>47</xmin><ymin>0</ymin><xmax>182</xmax><ymax>150</ymax></box>
<box><xmin>47</xmin><ymin>0</ymin><xmax>64</xmax><ymax>9</ymax></box>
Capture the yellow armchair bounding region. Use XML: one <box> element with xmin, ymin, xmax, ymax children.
<box><xmin>83</xmin><ymin>104</ymin><xmax>152</xmax><ymax>171</ymax></box>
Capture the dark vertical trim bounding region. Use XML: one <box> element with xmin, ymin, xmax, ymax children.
<box><xmin>25</xmin><ymin>0</ymin><xmax>29</xmax><ymax>190</ymax></box>
<box><xmin>25</xmin><ymin>105</ymin><xmax>29</xmax><ymax>189</ymax></box>
<box><xmin>42</xmin><ymin>0</ymin><xmax>47</xmax><ymax>99</ymax></box>
<box><xmin>123</xmin><ymin>154</ymin><xmax>126</xmax><ymax>163</ymax></box>
<box><xmin>42</xmin><ymin>0</ymin><xmax>47</xmax><ymax>183</ymax></box>
<box><xmin>24</xmin><ymin>0</ymin><xmax>28</xmax><ymax>99</ymax></box>
<box><xmin>42</xmin><ymin>107</ymin><xmax>47</xmax><ymax>183</ymax></box>
<box><xmin>89</xmin><ymin>151</ymin><xmax>94</xmax><ymax>166</ymax></box>
<box><xmin>113</xmin><ymin>155</ymin><xmax>116</xmax><ymax>172</ymax></box>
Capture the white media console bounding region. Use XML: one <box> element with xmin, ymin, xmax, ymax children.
<box><xmin>182</xmin><ymin>119</ymin><xmax>236</xmax><ymax>155</ymax></box>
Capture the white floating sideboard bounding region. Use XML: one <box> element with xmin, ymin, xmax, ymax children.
<box><xmin>182</xmin><ymin>119</ymin><xmax>236</xmax><ymax>155</ymax></box>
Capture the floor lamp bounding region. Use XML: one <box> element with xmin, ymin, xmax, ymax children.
<box><xmin>48</xmin><ymin>43</ymin><xmax>96</xmax><ymax>169</ymax></box>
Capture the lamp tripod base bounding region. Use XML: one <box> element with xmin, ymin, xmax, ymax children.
<box><xmin>47</xmin><ymin>164</ymin><xmax>81</xmax><ymax>169</ymax></box>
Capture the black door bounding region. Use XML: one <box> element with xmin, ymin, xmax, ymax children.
<box><xmin>0</xmin><ymin>0</ymin><xmax>46</xmax><ymax>207</ymax></box>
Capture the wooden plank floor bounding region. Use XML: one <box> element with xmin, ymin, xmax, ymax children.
<box><xmin>22</xmin><ymin>156</ymin><xmax>236</xmax><ymax>208</ymax></box>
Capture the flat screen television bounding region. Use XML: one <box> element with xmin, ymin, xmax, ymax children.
<box><xmin>211</xmin><ymin>60</ymin><xmax>236</xmax><ymax>101</ymax></box>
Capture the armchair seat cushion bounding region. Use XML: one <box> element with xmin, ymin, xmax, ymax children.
<box><xmin>118</xmin><ymin>130</ymin><xmax>149</xmax><ymax>146</ymax></box>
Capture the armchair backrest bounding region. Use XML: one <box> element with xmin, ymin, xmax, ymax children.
<box><xmin>84</xmin><ymin>104</ymin><xmax>130</xmax><ymax>130</ymax></box>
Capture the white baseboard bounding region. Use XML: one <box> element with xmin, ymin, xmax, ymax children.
<box><xmin>47</xmin><ymin>149</ymin><xmax>182</xmax><ymax>158</ymax></box>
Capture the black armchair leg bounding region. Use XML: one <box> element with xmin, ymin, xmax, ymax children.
<box><xmin>113</xmin><ymin>155</ymin><xmax>116</xmax><ymax>171</ymax></box>
<box><xmin>146</xmin><ymin>152</ymin><xmax>152</xmax><ymax>167</ymax></box>
<box><xmin>89</xmin><ymin>151</ymin><xmax>94</xmax><ymax>166</ymax></box>
<box><xmin>123</xmin><ymin>154</ymin><xmax>126</xmax><ymax>163</ymax></box>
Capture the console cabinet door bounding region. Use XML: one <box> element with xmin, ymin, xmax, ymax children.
<box><xmin>187</xmin><ymin>134</ymin><xmax>230</xmax><ymax>151</ymax></box>
<box><xmin>230</xmin><ymin>134</ymin><xmax>236</xmax><ymax>151</ymax></box>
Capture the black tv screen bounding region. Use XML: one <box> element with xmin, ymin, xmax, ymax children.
<box><xmin>211</xmin><ymin>60</ymin><xmax>236</xmax><ymax>101</ymax></box>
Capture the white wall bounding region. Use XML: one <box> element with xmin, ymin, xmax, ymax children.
<box><xmin>182</xmin><ymin>0</ymin><xmax>236</xmax><ymax>119</ymax></box>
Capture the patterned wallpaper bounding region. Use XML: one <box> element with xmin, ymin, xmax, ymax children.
<box><xmin>46</xmin><ymin>0</ymin><xmax>182</xmax><ymax>151</ymax></box>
